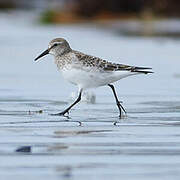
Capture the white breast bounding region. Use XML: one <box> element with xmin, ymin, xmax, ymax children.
<box><xmin>61</xmin><ymin>66</ymin><xmax>100</xmax><ymax>89</ymax></box>
<box><xmin>61</xmin><ymin>65</ymin><xmax>138</xmax><ymax>90</ymax></box>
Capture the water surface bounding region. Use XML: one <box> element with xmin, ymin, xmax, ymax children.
<box><xmin>0</xmin><ymin>11</ymin><xmax>180</xmax><ymax>180</ymax></box>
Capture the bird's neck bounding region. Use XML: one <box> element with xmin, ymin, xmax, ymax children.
<box><xmin>56</xmin><ymin>48</ymin><xmax>72</xmax><ymax>57</ymax></box>
<box><xmin>54</xmin><ymin>50</ymin><xmax>75</xmax><ymax>69</ymax></box>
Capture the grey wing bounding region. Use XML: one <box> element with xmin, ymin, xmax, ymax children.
<box><xmin>73</xmin><ymin>50</ymin><xmax>153</xmax><ymax>74</ymax></box>
<box><xmin>103</xmin><ymin>62</ymin><xmax>153</xmax><ymax>74</ymax></box>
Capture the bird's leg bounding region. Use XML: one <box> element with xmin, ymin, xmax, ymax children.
<box><xmin>108</xmin><ymin>84</ymin><xmax>126</xmax><ymax>118</ymax></box>
<box><xmin>51</xmin><ymin>89</ymin><xmax>82</xmax><ymax>117</ymax></box>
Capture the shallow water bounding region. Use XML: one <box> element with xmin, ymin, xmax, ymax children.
<box><xmin>0</xmin><ymin>11</ymin><xmax>180</xmax><ymax>180</ymax></box>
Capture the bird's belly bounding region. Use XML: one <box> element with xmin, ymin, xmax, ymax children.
<box><xmin>61</xmin><ymin>68</ymin><xmax>102</xmax><ymax>88</ymax></box>
<box><xmin>61</xmin><ymin>68</ymin><xmax>136</xmax><ymax>89</ymax></box>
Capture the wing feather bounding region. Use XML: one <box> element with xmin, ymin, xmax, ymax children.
<box><xmin>73</xmin><ymin>50</ymin><xmax>153</xmax><ymax>74</ymax></box>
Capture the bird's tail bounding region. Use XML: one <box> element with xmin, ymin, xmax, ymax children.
<box><xmin>130</xmin><ymin>66</ymin><xmax>153</xmax><ymax>74</ymax></box>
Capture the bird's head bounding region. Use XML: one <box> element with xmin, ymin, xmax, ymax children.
<box><xmin>34</xmin><ymin>38</ymin><xmax>71</xmax><ymax>61</ymax></box>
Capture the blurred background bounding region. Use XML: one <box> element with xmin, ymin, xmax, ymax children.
<box><xmin>1</xmin><ymin>1</ymin><xmax>180</xmax><ymax>180</ymax></box>
<box><xmin>0</xmin><ymin>0</ymin><xmax>180</xmax><ymax>95</ymax></box>
<box><xmin>0</xmin><ymin>0</ymin><xmax>180</xmax><ymax>98</ymax></box>
<box><xmin>2</xmin><ymin>0</ymin><xmax>180</xmax><ymax>37</ymax></box>
<box><xmin>2</xmin><ymin>0</ymin><xmax>180</xmax><ymax>20</ymax></box>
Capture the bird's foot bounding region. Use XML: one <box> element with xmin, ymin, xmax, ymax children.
<box><xmin>117</xmin><ymin>101</ymin><xmax>126</xmax><ymax>114</ymax></box>
<box><xmin>50</xmin><ymin>111</ymin><xmax>70</xmax><ymax>119</ymax></box>
<box><xmin>118</xmin><ymin>110</ymin><xmax>128</xmax><ymax>119</ymax></box>
<box><xmin>119</xmin><ymin>114</ymin><xmax>122</xmax><ymax>119</ymax></box>
<box><xmin>116</xmin><ymin>101</ymin><xmax>127</xmax><ymax>120</ymax></box>
<box><xmin>113</xmin><ymin>113</ymin><xmax>127</xmax><ymax>126</ymax></box>
<box><xmin>50</xmin><ymin>111</ymin><xmax>82</xmax><ymax>126</ymax></box>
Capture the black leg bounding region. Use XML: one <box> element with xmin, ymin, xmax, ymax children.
<box><xmin>51</xmin><ymin>89</ymin><xmax>83</xmax><ymax>116</ymax></box>
<box><xmin>108</xmin><ymin>84</ymin><xmax>126</xmax><ymax>118</ymax></box>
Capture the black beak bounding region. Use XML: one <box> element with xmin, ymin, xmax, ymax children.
<box><xmin>34</xmin><ymin>49</ymin><xmax>49</xmax><ymax>61</ymax></box>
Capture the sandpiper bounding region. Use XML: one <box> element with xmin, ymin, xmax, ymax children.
<box><xmin>35</xmin><ymin>38</ymin><xmax>152</xmax><ymax>118</ymax></box>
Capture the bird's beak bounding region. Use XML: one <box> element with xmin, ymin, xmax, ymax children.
<box><xmin>34</xmin><ymin>49</ymin><xmax>49</xmax><ymax>61</ymax></box>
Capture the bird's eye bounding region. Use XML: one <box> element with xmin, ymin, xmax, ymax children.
<box><xmin>54</xmin><ymin>43</ymin><xmax>58</xmax><ymax>47</ymax></box>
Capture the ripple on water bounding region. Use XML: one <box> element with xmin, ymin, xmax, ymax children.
<box><xmin>0</xmin><ymin>96</ymin><xmax>180</xmax><ymax>180</ymax></box>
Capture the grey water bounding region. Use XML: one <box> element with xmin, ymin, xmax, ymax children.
<box><xmin>0</xmin><ymin>11</ymin><xmax>180</xmax><ymax>180</ymax></box>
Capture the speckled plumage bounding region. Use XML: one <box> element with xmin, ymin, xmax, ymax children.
<box><xmin>35</xmin><ymin>38</ymin><xmax>152</xmax><ymax>88</ymax></box>
<box><xmin>72</xmin><ymin>50</ymin><xmax>151</xmax><ymax>73</ymax></box>
<box><xmin>54</xmin><ymin>49</ymin><xmax>152</xmax><ymax>74</ymax></box>
<box><xmin>35</xmin><ymin>38</ymin><xmax>153</xmax><ymax>118</ymax></box>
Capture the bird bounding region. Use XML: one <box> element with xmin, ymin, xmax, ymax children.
<box><xmin>35</xmin><ymin>38</ymin><xmax>152</xmax><ymax>118</ymax></box>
